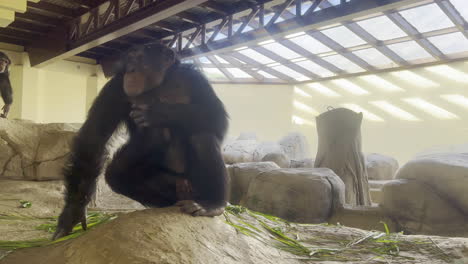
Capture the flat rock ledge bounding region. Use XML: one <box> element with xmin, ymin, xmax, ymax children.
<box><xmin>2</xmin><ymin>207</ymin><xmax>468</xmax><ymax>264</ymax></box>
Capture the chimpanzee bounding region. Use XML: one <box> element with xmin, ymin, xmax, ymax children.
<box><xmin>52</xmin><ymin>42</ymin><xmax>229</xmax><ymax>240</ymax></box>
<box><xmin>0</xmin><ymin>52</ymin><xmax>13</xmax><ymax>118</ymax></box>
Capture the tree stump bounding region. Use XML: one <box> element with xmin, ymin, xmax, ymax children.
<box><xmin>314</xmin><ymin>108</ymin><xmax>371</xmax><ymax>206</ymax></box>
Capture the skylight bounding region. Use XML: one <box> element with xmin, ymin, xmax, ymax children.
<box><xmin>341</xmin><ymin>103</ymin><xmax>384</xmax><ymax>122</ymax></box>
<box><xmin>359</xmin><ymin>75</ymin><xmax>405</xmax><ymax>92</ymax></box>
<box><xmin>428</xmin><ymin>32</ymin><xmax>468</xmax><ymax>55</ymax></box>
<box><xmin>357</xmin><ymin>15</ymin><xmax>407</xmax><ymax>40</ymax></box>
<box><xmin>288</xmin><ymin>34</ymin><xmax>332</xmax><ymax>54</ymax></box>
<box><xmin>332</xmin><ymin>79</ymin><xmax>369</xmax><ymax>95</ymax></box>
<box><xmin>261</xmin><ymin>42</ymin><xmax>301</xmax><ymax>59</ymax></box>
<box><xmin>387</xmin><ymin>41</ymin><xmax>433</xmax><ymax>61</ymax></box>
<box><xmin>272</xmin><ymin>65</ymin><xmax>310</xmax><ymax>81</ymax></box>
<box><xmin>296</xmin><ymin>60</ymin><xmax>335</xmax><ymax>77</ymax></box>
<box><xmin>352</xmin><ymin>48</ymin><xmax>394</xmax><ymax>68</ymax></box>
<box><xmin>320</xmin><ymin>25</ymin><xmax>367</xmax><ymax>48</ymax></box>
<box><xmin>214</xmin><ymin>55</ymin><xmax>229</xmax><ymax>64</ymax></box>
<box><xmin>306</xmin><ymin>83</ymin><xmax>341</xmax><ymax>97</ymax></box>
<box><xmin>237</xmin><ymin>48</ymin><xmax>275</xmax><ymax>64</ymax></box>
<box><xmin>450</xmin><ymin>0</ymin><xmax>468</xmax><ymax>22</ymax></box>
<box><xmin>403</xmin><ymin>98</ymin><xmax>459</xmax><ymax>120</ymax></box>
<box><xmin>257</xmin><ymin>70</ymin><xmax>278</xmax><ymax>79</ymax></box>
<box><xmin>202</xmin><ymin>68</ymin><xmax>228</xmax><ymax>81</ymax></box>
<box><xmin>198</xmin><ymin>57</ymin><xmax>211</xmax><ymax>64</ymax></box>
<box><xmin>399</xmin><ymin>3</ymin><xmax>455</xmax><ymax>33</ymax></box>
<box><xmin>225</xmin><ymin>68</ymin><xmax>252</xmax><ymax>78</ymax></box>
<box><xmin>370</xmin><ymin>101</ymin><xmax>420</xmax><ymax>121</ymax></box>
<box><xmin>322</xmin><ymin>54</ymin><xmax>365</xmax><ymax>73</ymax></box>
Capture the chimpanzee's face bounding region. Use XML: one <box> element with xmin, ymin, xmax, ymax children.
<box><xmin>0</xmin><ymin>58</ymin><xmax>9</xmax><ymax>74</ymax></box>
<box><xmin>123</xmin><ymin>43</ymin><xmax>175</xmax><ymax>97</ymax></box>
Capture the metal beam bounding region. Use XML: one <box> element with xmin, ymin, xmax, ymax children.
<box><xmin>386</xmin><ymin>11</ymin><xmax>445</xmax><ymax>60</ymax></box>
<box><xmin>435</xmin><ymin>0</ymin><xmax>468</xmax><ymax>39</ymax></box>
<box><xmin>178</xmin><ymin>0</ymin><xmax>424</xmax><ymax>59</ymax></box>
<box><xmin>27</xmin><ymin>0</ymin><xmax>209</xmax><ymax>67</ymax></box>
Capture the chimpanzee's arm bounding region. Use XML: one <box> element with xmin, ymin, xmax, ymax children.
<box><xmin>53</xmin><ymin>74</ymin><xmax>130</xmax><ymax>239</ymax></box>
<box><xmin>0</xmin><ymin>74</ymin><xmax>13</xmax><ymax>105</ymax></box>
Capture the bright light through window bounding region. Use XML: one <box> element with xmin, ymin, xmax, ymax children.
<box><xmin>425</xmin><ymin>65</ymin><xmax>468</xmax><ymax>83</ymax></box>
<box><xmin>296</xmin><ymin>60</ymin><xmax>335</xmax><ymax>78</ymax></box>
<box><xmin>258</xmin><ymin>70</ymin><xmax>278</xmax><ymax>79</ymax></box>
<box><xmin>450</xmin><ymin>0</ymin><xmax>468</xmax><ymax>22</ymax></box>
<box><xmin>387</xmin><ymin>41</ymin><xmax>433</xmax><ymax>61</ymax></box>
<box><xmin>359</xmin><ymin>75</ymin><xmax>405</xmax><ymax>92</ymax></box>
<box><xmin>294</xmin><ymin>86</ymin><xmax>312</xmax><ymax>97</ymax></box>
<box><xmin>262</xmin><ymin>42</ymin><xmax>301</xmax><ymax>59</ymax></box>
<box><xmin>288</xmin><ymin>34</ymin><xmax>332</xmax><ymax>54</ymax></box>
<box><xmin>332</xmin><ymin>79</ymin><xmax>370</xmax><ymax>95</ymax></box>
<box><xmin>441</xmin><ymin>94</ymin><xmax>468</xmax><ymax>109</ymax></box>
<box><xmin>428</xmin><ymin>32</ymin><xmax>468</xmax><ymax>55</ymax></box>
<box><xmin>341</xmin><ymin>103</ymin><xmax>384</xmax><ymax>122</ymax></box>
<box><xmin>321</xmin><ymin>25</ymin><xmax>367</xmax><ymax>48</ymax></box>
<box><xmin>370</xmin><ymin>101</ymin><xmax>420</xmax><ymax>121</ymax></box>
<box><xmin>390</xmin><ymin>70</ymin><xmax>439</xmax><ymax>88</ymax></box>
<box><xmin>322</xmin><ymin>54</ymin><xmax>365</xmax><ymax>73</ymax></box>
<box><xmin>214</xmin><ymin>55</ymin><xmax>229</xmax><ymax>64</ymax></box>
<box><xmin>306</xmin><ymin>83</ymin><xmax>341</xmax><ymax>97</ymax></box>
<box><xmin>273</xmin><ymin>65</ymin><xmax>310</xmax><ymax>81</ymax></box>
<box><xmin>352</xmin><ymin>48</ymin><xmax>394</xmax><ymax>68</ymax></box>
<box><xmin>238</xmin><ymin>48</ymin><xmax>275</xmax><ymax>64</ymax></box>
<box><xmin>399</xmin><ymin>3</ymin><xmax>455</xmax><ymax>33</ymax></box>
<box><xmin>202</xmin><ymin>68</ymin><xmax>228</xmax><ymax>81</ymax></box>
<box><xmin>403</xmin><ymin>98</ymin><xmax>459</xmax><ymax>119</ymax></box>
<box><xmin>357</xmin><ymin>15</ymin><xmax>407</xmax><ymax>41</ymax></box>
<box><xmin>293</xmin><ymin>100</ymin><xmax>320</xmax><ymax>115</ymax></box>
<box><xmin>225</xmin><ymin>68</ymin><xmax>252</xmax><ymax>78</ymax></box>
<box><xmin>292</xmin><ymin>115</ymin><xmax>315</xmax><ymax>126</ymax></box>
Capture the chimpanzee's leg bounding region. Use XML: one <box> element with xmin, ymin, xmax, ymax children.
<box><xmin>105</xmin><ymin>140</ymin><xmax>180</xmax><ymax>207</ymax></box>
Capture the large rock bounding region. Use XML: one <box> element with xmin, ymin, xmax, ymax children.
<box><xmin>290</xmin><ymin>158</ymin><xmax>315</xmax><ymax>168</ymax></box>
<box><xmin>366</xmin><ymin>153</ymin><xmax>399</xmax><ymax>180</ymax></box>
<box><xmin>223</xmin><ymin>140</ymin><xmax>258</xmax><ymax>164</ymax></box>
<box><xmin>381</xmin><ymin>179</ymin><xmax>468</xmax><ymax>237</ymax></box>
<box><xmin>380</xmin><ymin>152</ymin><xmax>468</xmax><ymax>236</ymax></box>
<box><xmin>228</xmin><ymin>162</ymin><xmax>279</xmax><ymax>205</ymax></box>
<box><xmin>278</xmin><ymin>132</ymin><xmax>311</xmax><ymax>160</ymax></box>
<box><xmin>0</xmin><ymin>119</ymin><xmax>78</xmax><ymax>181</ymax></box>
<box><xmin>242</xmin><ymin>168</ymin><xmax>345</xmax><ymax>223</ymax></box>
<box><xmin>261</xmin><ymin>153</ymin><xmax>290</xmax><ymax>168</ymax></box>
<box><xmin>252</xmin><ymin>141</ymin><xmax>284</xmax><ymax>161</ymax></box>
<box><xmin>2</xmin><ymin>208</ymin><xmax>468</xmax><ymax>263</ymax></box>
<box><xmin>396</xmin><ymin>153</ymin><xmax>468</xmax><ymax>215</ymax></box>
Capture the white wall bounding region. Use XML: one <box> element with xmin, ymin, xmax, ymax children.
<box><xmin>213</xmin><ymin>83</ymin><xmax>294</xmax><ymax>142</ymax></box>
<box><xmin>294</xmin><ymin>60</ymin><xmax>468</xmax><ymax>164</ymax></box>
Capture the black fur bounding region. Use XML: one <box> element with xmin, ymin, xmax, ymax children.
<box><xmin>0</xmin><ymin>52</ymin><xmax>12</xmax><ymax>106</ymax></box>
<box><xmin>54</xmin><ymin>48</ymin><xmax>229</xmax><ymax>238</ymax></box>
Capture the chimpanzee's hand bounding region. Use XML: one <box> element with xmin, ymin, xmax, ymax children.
<box><xmin>176</xmin><ymin>200</ymin><xmax>225</xmax><ymax>217</ymax></box>
<box><xmin>129</xmin><ymin>103</ymin><xmax>150</xmax><ymax>128</ymax></box>
<box><xmin>52</xmin><ymin>204</ymin><xmax>87</xmax><ymax>240</ymax></box>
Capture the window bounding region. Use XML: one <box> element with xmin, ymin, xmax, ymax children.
<box><xmin>428</xmin><ymin>32</ymin><xmax>468</xmax><ymax>54</ymax></box>
<box><xmin>399</xmin><ymin>4</ymin><xmax>454</xmax><ymax>33</ymax></box>
<box><xmin>357</xmin><ymin>15</ymin><xmax>407</xmax><ymax>40</ymax></box>
<box><xmin>261</xmin><ymin>42</ymin><xmax>301</xmax><ymax>59</ymax></box>
<box><xmin>352</xmin><ymin>48</ymin><xmax>394</xmax><ymax>68</ymax></box>
<box><xmin>322</xmin><ymin>54</ymin><xmax>365</xmax><ymax>73</ymax></box>
<box><xmin>202</xmin><ymin>68</ymin><xmax>228</xmax><ymax>81</ymax></box>
<box><xmin>225</xmin><ymin>68</ymin><xmax>252</xmax><ymax>78</ymax></box>
<box><xmin>237</xmin><ymin>48</ymin><xmax>276</xmax><ymax>64</ymax></box>
<box><xmin>387</xmin><ymin>41</ymin><xmax>433</xmax><ymax>61</ymax></box>
<box><xmin>272</xmin><ymin>65</ymin><xmax>310</xmax><ymax>81</ymax></box>
<box><xmin>288</xmin><ymin>34</ymin><xmax>332</xmax><ymax>54</ymax></box>
<box><xmin>296</xmin><ymin>60</ymin><xmax>335</xmax><ymax>77</ymax></box>
<box><xmin>320</xmin><ymin>25</ymin><xmax>366</xmax><ymax>47</ymax></box>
